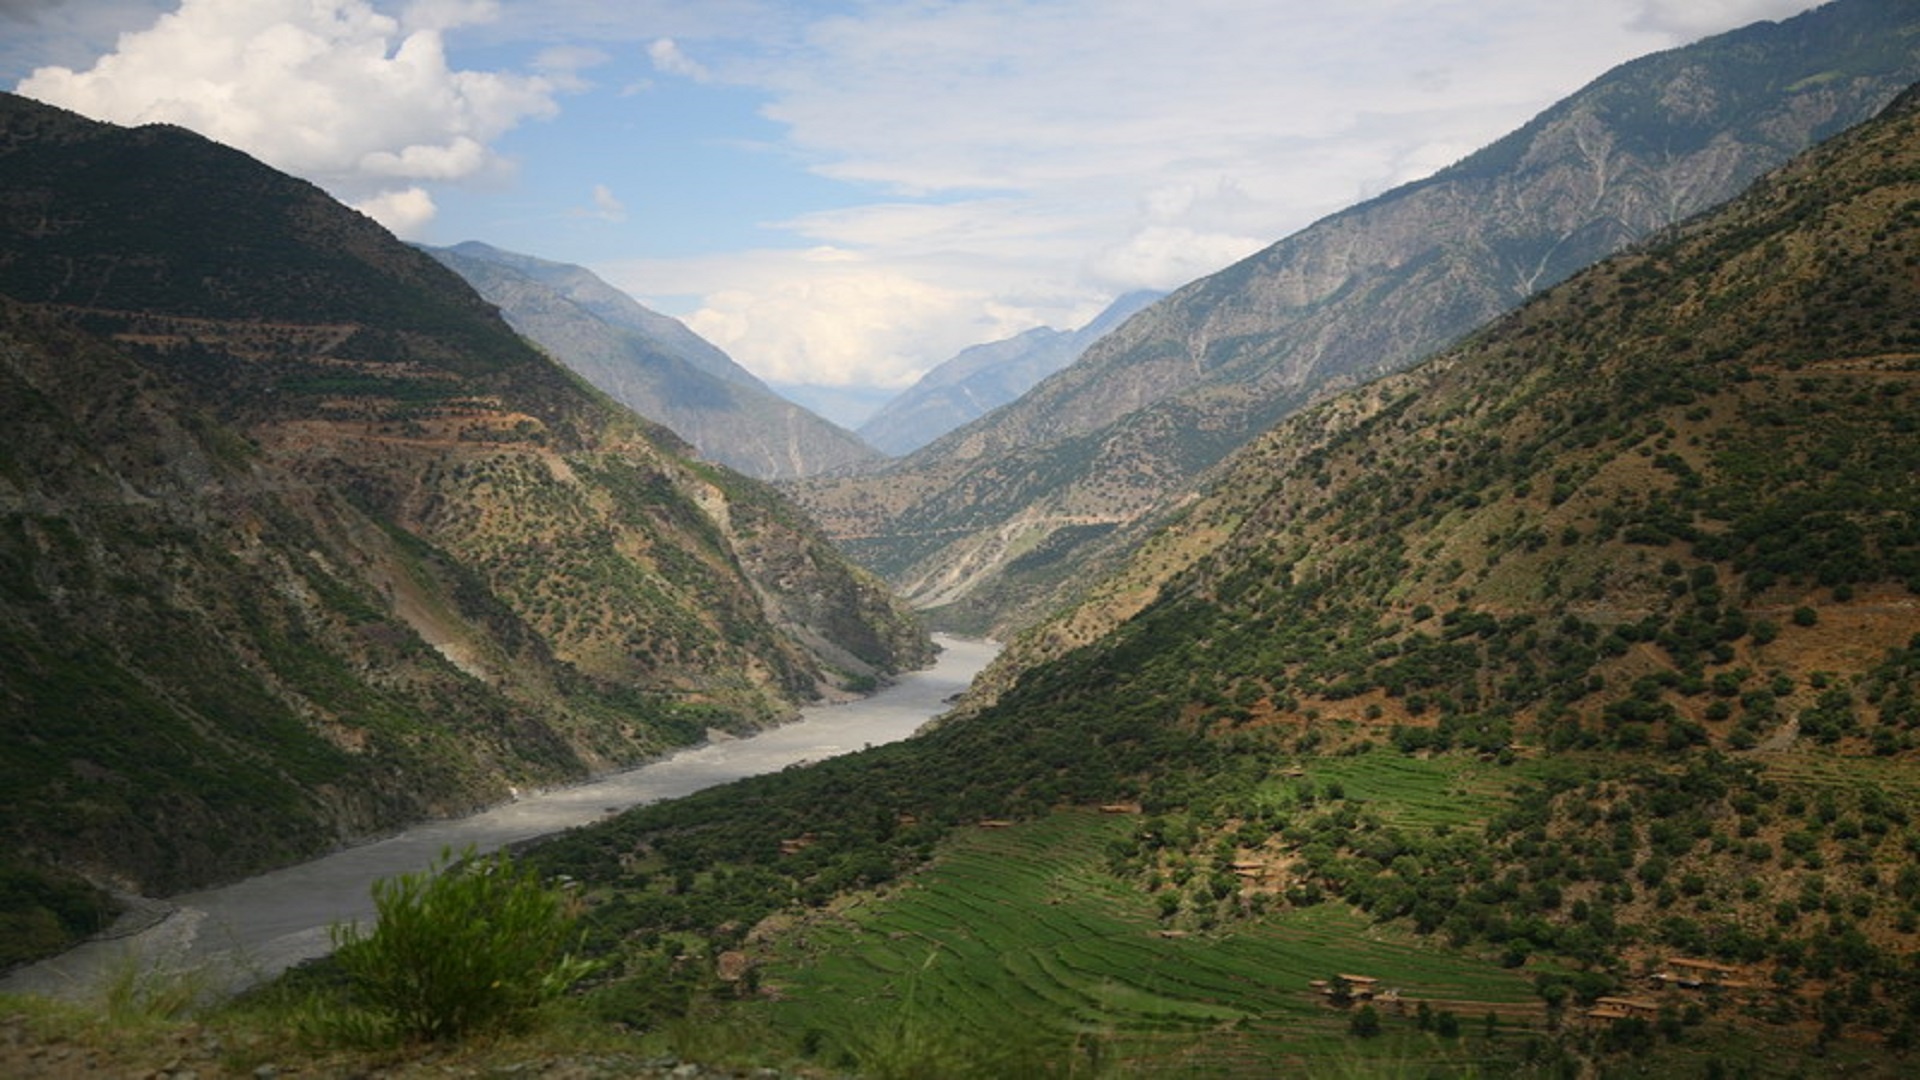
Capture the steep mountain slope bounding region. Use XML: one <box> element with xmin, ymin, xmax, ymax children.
<box><xmin>792</xmin><ymin>0</ymin><xmax>1920</xmax><ymax>635</ymax></box>
<box><xmin>526</xmin><ymin>78</ymin><xmax>1920</xmax><ymax>1074</ymax></box>
<box><xmin>424</xmin><ymin>242</ymin><xmax>881</xmax><ymax>480</ymax></box>
<box><xmin>856</xmin><ymin>290</ymin><xmax>1161</xmax><ymax>455</ymax></box>
<box><xmin>0</xmin><ymin>92</ymin><xmax>928</xmax><ymax>956</ymax></box>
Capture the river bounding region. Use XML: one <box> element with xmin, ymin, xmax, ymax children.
<box><xmin>1</xmin><ymin>634</ymin><xmax>997</xmax><ymax>1001</ymax></box>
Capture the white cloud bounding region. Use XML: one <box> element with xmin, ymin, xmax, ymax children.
<box><xmin>637</xmin><ymin>0</ymin><xmax>1823</xmax><ymax>388</ymax></box>
<box><xmin>15</xmin><ymin>0</ymin><xmax>557</xmax><ymax>229</ymax></box>
<box><xmin>603</xmin><ymin>247</ymin><xmax>1094</xmax><ymax>390</ymax></box>
<box><xmin>647</xmin><ymin>37</ymin><xmax>709</xmax><ymax>82</ymax></box>
<box><xmin>575</xmin><ymin>183</ymin><xmax>627</xmax><ymax>222</ymax></box>
<box><xmin>353</xmin><ymin>185</ymin><xmax>438</xmax><ymax>236</ymax></box>
<box><xmin>1086</xmin><ymin>227</ymin><xmax>1268</xmax><ymax>294</ymax></box>
<box><xmin>7</xmin><ymin>1</ymin><xmax>1828</xmax><ymax>392</ymax></box>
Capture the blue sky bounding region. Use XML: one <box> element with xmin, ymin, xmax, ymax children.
<box><xmin>2</xmin><ymin>0</ymin><xmax>1818</xmax><ymax>423</ymax></box>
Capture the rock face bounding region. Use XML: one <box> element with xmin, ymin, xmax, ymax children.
<box><xmin>790</xmin><ymin>0</ymin><xmax>1920</xmax><ymax>636</ymax></box>
<box><xmin>426</xmin><ymin>242</ymin><xmax>882</xmax><ymax>481</ymax></box>
<box><xmin>857</xmin><ymin>291</ymin><xmax>1161</xmax><ymax>456</ymax></box>
<box><xmin>0</xmin><ymin>92</ymin><xmax>930</xmax><ymax>915</ymax></box>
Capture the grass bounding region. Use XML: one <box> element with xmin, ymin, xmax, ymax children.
<box><xmin>1275</xmin><ymin>750</ymin><xmax>1520</xmax><ymax>829</ymax></box>
<box><xmin>1760</xmin><ymin>752</ymin><xmax>1920</xmax><ymax>795</ymax></box>
<box><xmin>746</xmin><ymin>810</ymin><xmax>1542</xmax><ymax>1075</ymax></box>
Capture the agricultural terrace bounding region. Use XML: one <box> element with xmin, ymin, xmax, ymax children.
<box><xmin>745</xmin><ymin>809</ymin><xmax>1543</xmax><ymax>1075</ymax></box>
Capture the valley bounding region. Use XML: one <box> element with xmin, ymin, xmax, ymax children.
<box><xmin>4</xmin><ymin>3</ymin><xmax>1920</xmax><ymax>1078</ymax></box>
<box><xmin>0</xmin><ymin>636</ymin><xmax>994</xmax><ymax>1004</ymax></box>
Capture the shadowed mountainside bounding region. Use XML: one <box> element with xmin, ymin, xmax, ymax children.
<box><xmin>0</xmin><ymin>92</ymin><xmax>929</xmax><ymax>962</ymax></box>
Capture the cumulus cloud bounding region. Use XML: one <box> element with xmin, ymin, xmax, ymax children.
<box><xmin>352</xmin><ymin>186</ymin><xmax>437</xmax><ymax>236</ymax></box>
<box><xmin>1086</xmin><ymin>227</ymin><xmax>1268</xmax><ymax>293</ymax></box>
<box><xmin>15</xmin><ymin>0</ymin><xmax>557</xmax><ymax>236</ymax></box>
<box><xmin>647</xmin><ymin>37</ymin><xmax>709</xmax><ymax>82</ymax></box>
<box><xmin>685</xmin><ymin>260</ymin><xmax>1006</xmax><ymax>389</ymax></box>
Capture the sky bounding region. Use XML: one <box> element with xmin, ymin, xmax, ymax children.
<box><xmin>2</xmin><ymin>0</ymin><xmax>1820</xmax><ymax>425</ymax></box>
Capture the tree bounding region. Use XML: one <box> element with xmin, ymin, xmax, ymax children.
<box><xmin>1349</xmin><ymin>1004</ymin><xmax>1383</xmax><ymax>1038</ymax></box>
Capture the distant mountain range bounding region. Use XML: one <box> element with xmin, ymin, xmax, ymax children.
<box><xmin>856</xmin><ymin>291</ymin><xmax>1162</xmax><ymax>455</ymax></box>
<box><xmin>0</xmin><ymin>91</ymin><xmax>928</xmax><ymax>959</ymax></box>
<box><xmin>789</xmin><ymin>0</ymin><xmax>1920</xmax><ymax>636</ymax></box>
<box><xmin>424</xmin><ymin>241</ymin><xmax>882</xmax><ymax>480</ymax></box>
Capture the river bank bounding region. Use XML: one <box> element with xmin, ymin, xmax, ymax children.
<box><xmin>1</xmin><ymin>634</ymin><xmax>997</xmax><ymax>1002</ymax></box>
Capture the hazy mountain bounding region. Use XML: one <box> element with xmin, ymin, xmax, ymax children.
<box><xmin>0</xmin><ymin>91</ymin><xmax>928</xmax><ymax>957</ymax></box>
<box><xmin>424</xmin><ymin>242</ymin><xmax>883</xmax><ymax>480</ymax></box>
<box><xmin>791</xmin><ymin>0</ymin><xmax>1920</xmax><ymax>636</ymax></box>
<box><xmin>857</xmin><ymin>290</ymin><xmax>1162</xmax><ymax>455</ymax></box>
<box><xmin>526</xmin><ymin>79</ymin><xmax>1920</xmax><ymax>1075</ymax></box>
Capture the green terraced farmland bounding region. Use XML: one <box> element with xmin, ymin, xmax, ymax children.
<box><xmin>1279</xmin><ymin>750</ymin><xmax>1517</xmax><ymax>829</ymax></box>
<box><xmin>748</xmin><ymin>809</ymin><xmax>1545</xmax><ymax>1076</ymax></box>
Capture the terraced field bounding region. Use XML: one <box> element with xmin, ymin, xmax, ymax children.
<box><xmin>1759</xmin><ymin>752</ymin><xmax>1920</xmax><ymax>798</ymax></box>
<box><xmin>749</xmin><ymin>809</ymin><xmax>1545</xmax><ymax>1074</ymax></box>
<box><xmin>1267</xmin><ymin>749</ymin><xmax>1522</xmax><ymax>829</ymax></box>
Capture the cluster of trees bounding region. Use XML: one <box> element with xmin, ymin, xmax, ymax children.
<box><xmin>1101</xmin><ymin>744</ymin><xmax>1920</xmax><ymax>1044</ymax></box>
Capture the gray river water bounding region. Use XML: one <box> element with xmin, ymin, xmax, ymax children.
<box><xmin>2</xmin><ymin>634</ymin><xmax>997</xmax><ymax>1001</ymax></box>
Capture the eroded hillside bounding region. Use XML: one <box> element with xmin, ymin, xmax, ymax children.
<box><xmin>0</xmin><ymin>92</ymin><xmax>928</xmax><ymax>963</ymax></box>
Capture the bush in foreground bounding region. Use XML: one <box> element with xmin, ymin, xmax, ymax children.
<box><xmin>328</xmin><ymin>846</ymin><xmax>599</xmax><ymax>1043</ymax></box>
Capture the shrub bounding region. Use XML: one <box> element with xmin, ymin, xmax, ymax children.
<box><xmin>329</xmin><ymin>847</ymin><xmax>599</xmax><ymax>1042</ymax></box>
<box><xmin>1349</xmin><ymin>1004</ymin><xmax>1383</xmax><ymax>1038</ymax></box>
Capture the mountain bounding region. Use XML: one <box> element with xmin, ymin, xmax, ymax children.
<box><xmin>790</xmin><ymin>0</ymin><xmax>1920</xmax><ymax>636</ymax></box>
<box><xmin>856</xmin><ymin>290</ymin><xmax>1162</xmax><ymax>455</ymax></box>
<box><xmin>524</xmin><ymin>78</ymin><xmax>1920</xmax><ymax>1075</ymax></box>
<box><xmin>0</xmin><ymin>91</ymin><xmax>929</xmax><ymax>961</ymax></box>
<box><xmin>423</xmin><ymin>241</ymin><xmax>883</xmax><ymax>480</ymax></box>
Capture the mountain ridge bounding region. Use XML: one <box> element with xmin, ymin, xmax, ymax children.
<box><xmin>790</xmin><ymin>0</ymin><xmax>1920</xmax><ymax>636</ymax></box>
<box><xmin>424</xmin><ymin>241</ymin><xmax>882</xmax><ymax>480</ymax></box>
<box><xmin>0</xmin><ymin>91</ymin><xmax>928</xmax><ymax>960</ymax></box>
<box><xmin>856</xmin><ymin>289</ymin><xmax>1162</xmax><ymax>455</ymax></box>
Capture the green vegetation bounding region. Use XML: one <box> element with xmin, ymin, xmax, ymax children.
<box><xmin>0</xmin><ymin>863</ymin><xmax>116</xmax><ymax>968</ymax></box>
<box><xmin>324</xmin><ymin>848</ymin><xmax>600</xmax><ymax>1043</ymax></box>
<box><xmin>0</xmin><ymin>92</ymin><xmax>930</xmax><ymax>964</ymax></box>
<box><xmin>745</xmin><ymin>811</ymin><xmax>1540</xmax><ymax>1076</ymax></box>
<box><xmin>497</xmin><ymin>78</ymin><xmax>1920</xmax><ymax>1077</ymax></box>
